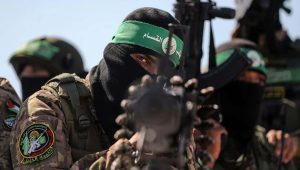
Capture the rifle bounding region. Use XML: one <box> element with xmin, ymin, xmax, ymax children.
<box><xmin>173</xmin><ymin>0</ymin><xmax>252</xmax><ymax>89</ymax></box>
<box><xmin>235</xmin><ymin>0</ymin><xmax>293</xmax><ymax>59</ymax></box>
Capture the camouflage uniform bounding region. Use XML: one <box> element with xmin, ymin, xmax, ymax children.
<box><xmin>70</xmin><ymin>151</ymin><xmax>106</xmax><ymax>170</ymax></box>
<box><xmin>70</xmin><ymin>136</ymin><xmax>198</xmax><ymax>170</ymax></box>
<box><xmin>10</xmin><ymin>74</ymin><xmax>109</xmax><ymax>169</ymax></box>
<box><xmin>10</xmin><ymin>7</ymin><xmax>185</xmax><ymax>170</ymax></box>
<box><xmin>70</xmin><ymin>139</ymin><xmax>130</xmax><ymax>170</ymax></box>
<box><xmin>0</xmin><ymin>77</ymin><xmax>21</xmax><ymax>170</ymax></box>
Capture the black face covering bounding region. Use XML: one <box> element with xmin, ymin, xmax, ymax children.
<box><xmin>87</xmin><ymin>7</ymin><xmax>183</xmax><ymax>144</ymax></box>
<box><xmin>219</xmin><ymin>81</ymin><xmax>264</xmax><ymax>145</ymax></box>
<box><xmin>89</xmin><ymin>43</ymin><xmax>149</xmax><ymax>143</ymax></box>
<box><xmin>20</xmin><ymin>76</ymin><xmax>50</xmax><ymax>101</ymax></box>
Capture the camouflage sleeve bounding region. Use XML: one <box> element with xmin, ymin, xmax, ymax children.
<box><xmin>70</xmin><ymin>138</ymin><xmax>132</xmax><ymax>170</ymax></box>
<box><xmin>0</xmin><ymin>77</ymin><xmax>21</xmax><ymax>170</ymax></box>
<box><xmin>70</xmin><ymin>150</ymin><xmax>107</xmax><ymax>170</ymax></box>
<box><xmin>88</xmin><ymin>156</ymin><xmax>106</xmax><ymax>170</ymax></box>
<box><xmin>10</xmin><ymin>89</ymin><xmax>72</xmax><ymax>169</ymax></box>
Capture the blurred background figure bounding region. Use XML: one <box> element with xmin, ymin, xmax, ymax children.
<box><xmin>233</xmin><ymin>0</ymin><xmax>299</xmax><ymax>55</ymax></box>
<box><xmin>9</xmin><ymin>36</ymin><xmax>87</xmax><ymax>100</ymax></box>
<box><xmin>234</xmin><ymin>0</ymin><xmax>300</xmax><ymax>167</ymax></box>
<box><xmin>211</xmin><ymin>39</ymin><xmax>295</xmax><ymax>170</ymax></box>
<box><xmin>0</xmin><ymin>77</ymin><xmax>21</xmax><ymax>170</ymax></box>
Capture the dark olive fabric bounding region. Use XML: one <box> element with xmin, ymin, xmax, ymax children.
<box><xmin>44</xmin><ymin>74</ymin><xmax>109</xmax><ymax>162</ymax></box>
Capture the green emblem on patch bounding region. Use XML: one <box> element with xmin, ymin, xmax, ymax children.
<box><xmin>18</xmin><ymin>123</ymin><xmax>55</xmax><ymax>164</ymax></box>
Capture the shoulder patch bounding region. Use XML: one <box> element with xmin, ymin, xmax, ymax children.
<box><xmin>18</xmin><ymin>123</ymin><xmax>55</xmax><ymax>164</ymax></box>
<box><xmin>3</xmin><ymin>115</ymin><xmax>16</xmax><ymax>129</ymax></box>
<box><xmin>6</xmin><ymin>99</ymin><xmax>20</xmax><ymax>114</ymax></box>
<box><xmin>2</xmin><ymin>99</ymin><xmax>20</xmax><ymax>130</ymax></box>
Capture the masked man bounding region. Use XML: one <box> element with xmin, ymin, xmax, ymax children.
<box><xmin>10</xmin><ymin>37</ymin><xmax>86</xmax><ymax>101</ymax></box>
<box><xmin>234</xmin><ymin>0</ymin><xmax>300</xmax><ymax>166</ymax></box>
<box><xmin>10</xmin><ymin>7</ymin><xmax>184</xmax><ymax>169</ymax></box>
<box><xmin>212</xmin><ymin>39</ymin><xmax>296</xmax><ymax>170</ymax></box>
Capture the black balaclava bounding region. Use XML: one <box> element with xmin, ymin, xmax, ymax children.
<box><xmin>216</xmin><ymin>80</ymin><xmax>264</xmax><ymax>168</ymax></box>
<box><xmin>89</xmin><ymin>7</ymin><xmax>182</xmax><ymax>143</ymax></box>
<box><xmin>20</xmin><ymin>76</ymin><xmax>50</xmax><ymax>101</ymax></box>
<box><xmin>219</xmin><ymin>80</ymin><xmax>264</xmax><ymax>146</ymax></box>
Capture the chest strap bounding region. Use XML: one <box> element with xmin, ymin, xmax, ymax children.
<box><xmin>47</xmin><ymin>73</ymin><xmax>91</xmax><ymax>131</ymax></box>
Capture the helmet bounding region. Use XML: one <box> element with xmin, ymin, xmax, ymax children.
<box><xmin>10</xmin><ymin>36</ymin><xmax>84</xmax><ymax>76</ymax></box>
<box><xmin>216</xmin><ymin>38</ymin><xmax>266</xmax><ymax>76</ymax></box>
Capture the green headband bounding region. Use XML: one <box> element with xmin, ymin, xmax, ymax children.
<box><xmin>112</xmin><ymin>20</ymin><xmax>184</xmax><ymax>66</ymax></box>
<box><xmin>266</xmin><ymin>67</ymin><xmax>300</xmax><ymax>84</ymax></box>
<box><xmin>216</xmin><ymin>47</ymin><xmax>266</xmax><ymax>75</ymax></box>
<box><xmin>14</xmin><ymin>40</ymin><xmax>60</xmax><ymax>60</ymax></box>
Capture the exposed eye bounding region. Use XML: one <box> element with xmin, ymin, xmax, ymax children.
<box><xmin>137</xmin><ymin>55</ymin><xmax>151</xmax><ymax>65</ymax></box>
<box><xmin>131</xmin><ymin>53</ymin><xmax>161</xmax><ymax>75</ymax></box>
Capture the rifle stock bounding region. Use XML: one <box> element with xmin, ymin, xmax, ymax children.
<box><xmin>197</xmin><ymin>49</ymin><xmax>252</xmax><ymax>90</ymax></box>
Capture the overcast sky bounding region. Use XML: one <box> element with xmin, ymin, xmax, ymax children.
<box><xmin>0</xmin><ymin>0</ymin><xmax>299</xmax><ymax>96</ymax></box>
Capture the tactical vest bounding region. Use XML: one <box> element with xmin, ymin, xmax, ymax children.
<box><xmin>42</xmin><ymin>73</ymin><xmax>109</xmax><ymax>162</ymax></box>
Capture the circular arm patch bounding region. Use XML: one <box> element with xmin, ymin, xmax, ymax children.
<box><xmin>18</xmin><ymin>123</ymin><xmax>55</xmax><ymax>165</ymax></box>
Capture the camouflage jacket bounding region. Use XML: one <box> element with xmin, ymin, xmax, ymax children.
<box><xmin>70</xmin><ymin>138</ymin><xmax>198</xmax><ymax>170</ymax></box>
<box><xmin>9</xmin><ymin>73</ymin><xmax>109</xmax><ymax>169</ymax></box>
<box><xmin>70</xmin><ymin>138</ymin><xmax>135</xmax><ymax>170</ymax></box>
<box><xmin>0</xmin><ymin>77</ymin><xmax>21</xmax><ymax>170</ymax></box>
<box><xmin>214</xmin><ymin>126</ymin><xmax>297</xmax><ymax>170</ymax></box>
